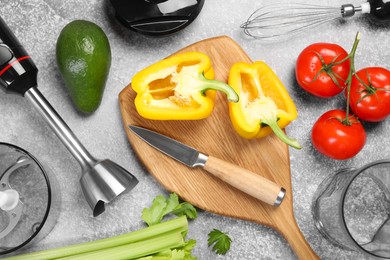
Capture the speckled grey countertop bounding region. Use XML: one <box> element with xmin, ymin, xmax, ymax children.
<box><xmin>1</xmin><ymin>0</ymin><xmax>390</xmax><ymax>259</ymax></box>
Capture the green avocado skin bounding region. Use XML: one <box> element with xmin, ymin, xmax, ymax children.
<box><xmin>56</xmin><ymin>20</ymin><xmax>111</xmax><ymax>113</ymax></box>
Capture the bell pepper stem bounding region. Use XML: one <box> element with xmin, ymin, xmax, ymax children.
<box><xmin>261</xmin><ymin>117</ymin><xmax>302</xmax><ymax>149</ymax></box>
<box><xmin>197</xmin><ymin>73</ymin><xmax>239</xmax><ymax>102</ymax></box>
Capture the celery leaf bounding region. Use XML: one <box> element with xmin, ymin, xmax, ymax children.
<box><xmin>142</xmin><ymin>193</ymin><xmax>198</xmax><ymax>226</ymax></box>
<box><xmin>142</xmin><ymin>195</ymin><xmax>167</xmax><ymax>226</ymax></box>
<box><xmin>176</xmin><ymin>239</ymin><xmax>197</xmax><ymax>260</ymax></box>
<box><xmin>162</xmin><ymin>193</ymin><xmax>180</xmax><ymax>216</ymax></box>
<box><xmin>172</xmin><ymin>202</ymin><xmax>198</xmax><ymax>219</ymax></box>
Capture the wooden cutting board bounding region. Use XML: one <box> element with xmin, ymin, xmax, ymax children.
<box><xmin>119</xmin><ymin>36</ymin><xmax>318</xmax><ymax>259</ymax></box>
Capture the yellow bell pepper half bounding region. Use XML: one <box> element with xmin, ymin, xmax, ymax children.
<box><xmin>132</xmin><ymin>52</ymin><xmax>238</xmax><ymax>120</ymax></box>
<box><xmin>228</xmin><ymin>61</ymin><xmax>301</xmax><ymax>149</ymax></box>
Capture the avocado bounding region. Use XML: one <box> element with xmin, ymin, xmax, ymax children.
<box><xmin>56</xmin><ymin>20</ymin><xmax>111</xmax><ymax>113</ymax></box>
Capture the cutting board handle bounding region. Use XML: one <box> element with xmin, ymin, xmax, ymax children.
<box><xmin>276</xmin><ymin>216</ymin><xmax>320</xmax><ymax>260</ymax></box>
<box><xmin>203</xmin><ymin>156</ymin><xmax>285</xmax><ymax>206</ymax></box>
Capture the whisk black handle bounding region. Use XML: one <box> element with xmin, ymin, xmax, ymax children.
<box><xmin>0</xmin><ymin>16</ymin><xmax>38</xmax><ymax>96</ymax></box>
<box><xmin>368</xmin><ymin>0</ymin><xmax>390</xmax><ymax>22</ymax></box>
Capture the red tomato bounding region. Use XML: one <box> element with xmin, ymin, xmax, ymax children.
<box><xmin>311</xmin><ymin>110</ymin><xmax>366</xmax><ymax>160</ymax></box>
<box><xmin>347</xmin><ymin>67</ymin><xmax>390</xmax><ymax>122</ymax></box>
<box><xmin>296</xmin><ymin>43</ymin><xmax>350</xmax><ymax>98</ymax></box>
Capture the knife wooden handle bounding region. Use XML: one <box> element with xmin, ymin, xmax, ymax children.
<box><xmin>203</xmin><ymin>156</ymin><xmax>285</xmax><ymax>206</ymax></box>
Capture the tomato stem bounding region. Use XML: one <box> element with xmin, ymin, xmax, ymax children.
<box><xmin>312</xmin><ymin>52</ymin><xmax>345</xmax><ymax>89</ymax></box>
<box><xmin>342</xmin><ymin>32</ymin><xmax>361</xmax><ymax>126</ymax></box>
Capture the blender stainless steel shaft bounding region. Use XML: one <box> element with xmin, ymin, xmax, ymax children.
<box><xmin>0</xmin><ymin>16</ymin><xmax>138</xmax><ymax>217</ymax></box>
<box><xmin>25</xmin><ymin>88</ymin><xmax>96</xmax><ymax>170</ymax></box>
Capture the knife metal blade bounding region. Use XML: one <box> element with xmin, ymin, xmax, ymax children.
<box><xmin>129</xmin><ymin>125</ymin><xmax>208</xmax><ymax>167</ymax></box>
<box><xmin>128</xmin><ymin>125</ymin><xmax>285</xmax><ymax>206</ymax></box>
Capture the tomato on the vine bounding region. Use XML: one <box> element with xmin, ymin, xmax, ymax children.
<box><xmin>296</xmin><ymin>43</ymin><xmax>350</xmax><ymax>98</ymax></box>
<box><xmin>347</xmin><ymin>67</ymin><xmax>390</xmax><ymax>122</ymax></box>
<box><xmin>311</xmin><ymin>109</ymin><xmax>366</xmax><ymax>160</ymax></box>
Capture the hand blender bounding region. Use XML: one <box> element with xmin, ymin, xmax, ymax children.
<box><xmin>0</xmin><ymin>16</ymin><xmax>138</xmax><ymax>217</ymax></box>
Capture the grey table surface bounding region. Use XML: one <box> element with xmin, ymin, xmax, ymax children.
<box><xmin>1</xmin><ymin>0</ymin><xmax>390</xmax><ymax>259</ymax></box>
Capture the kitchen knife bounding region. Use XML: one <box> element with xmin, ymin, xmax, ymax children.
<box><xmin>129</xmin><ymin>125</ymin><xmax>286</xmax><ymax>206</ymax></box>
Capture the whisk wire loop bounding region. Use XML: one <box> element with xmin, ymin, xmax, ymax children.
<box><xmin>242</xmin><ymin>3</ymin><xmax>343</xmax><ymax>40</ymax></box>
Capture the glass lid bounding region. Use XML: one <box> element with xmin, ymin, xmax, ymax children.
<box><xmin>0</xmin><ymin>142</ymin><xmax>52</xmax><ymax>255</ymax></box>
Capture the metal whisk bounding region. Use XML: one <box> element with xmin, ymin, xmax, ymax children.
<box><xmin>241</xmin><ymin>2</ymin><xmax>371</xmax><ymax>40</ymax></box>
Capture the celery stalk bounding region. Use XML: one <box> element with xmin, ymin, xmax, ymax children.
<box><xmin>136</xmin><ymin>249</ymin><xmax>186</xmax><ymax>260</ymax></box>
<box><xmin>5</xmin><ymin>216</ymin><xmax>188</xmax><ymax>260</ymax></box>
<box><xmin>59</xmin><ymin>232</ymin><xmax>185</xmax><ymax>260</ymax></box>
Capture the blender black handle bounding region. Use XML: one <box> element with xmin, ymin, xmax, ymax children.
<box><xmin>0</xmin><ymin>16</ymin><xmax>37</xmax><ymax>95</ymax></box>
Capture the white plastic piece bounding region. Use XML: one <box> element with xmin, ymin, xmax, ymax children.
<box><xmin>157</xmin><ymin>0</ymin><xmax>197</xmax><ymax>14</ymax></box>
<box><xmin>0</xmin><ymin>189</ymin><xmax>20</xmax><ymax>211</ymax></box>
<box><xmin>360</xmin><ymin>2</ymin><xmax>371</xmax><ymax>14</ymax></box>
